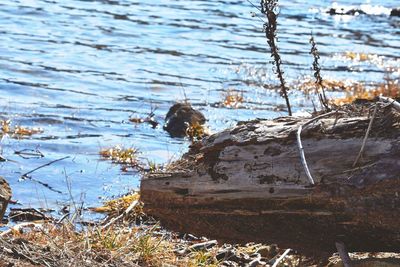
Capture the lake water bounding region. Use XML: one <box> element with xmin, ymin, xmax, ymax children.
<box><xmin>0</xmin><ymin>0</ymin><xmax>398</xmax><ymax>215</ymax></box>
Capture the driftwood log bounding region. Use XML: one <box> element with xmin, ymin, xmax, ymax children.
<box><xmin>141</xmin><ymin>104</ymin><xmax>400</xmax><ymax>253</ymax></box>
<box><xmin>0</xmin><ymin>176</ymin><xmax>11</xmax><ymax>221</ymax></box>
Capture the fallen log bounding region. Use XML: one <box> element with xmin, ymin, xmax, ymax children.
<box><xmin>140</xmin><ymin>103</ymin><xmax>400</xmax><ymax>254</ymax></box>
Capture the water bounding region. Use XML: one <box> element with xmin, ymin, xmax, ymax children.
<box><xmin>0</xmin><ymin>0</ymin><xmax>398</xmax><ymax>214</ymax></box>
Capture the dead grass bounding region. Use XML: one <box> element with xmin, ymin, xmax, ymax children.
<box><xmin>344</xmin><ymin>51</ymin><xmax>381</xmax><ymax>63</ymax></box>
<box><xmin>90</xmin><ymin>193</ymin><xmax>143</xmax><ymax>218</ymax></box>
<box><xmin>296</xmin><ymin>76</ymin><xmax>351</xmax><ymax>94</ymax></box>
<box><xmin>0</xmin><ymin>119</ymin><xmax>43</xmax><ymax>137</ymax></box>
<box><xmin>333</xmin><ymin>73</ymin><xmax>399</xmax><ymax>105</ymax></box>
<box><xmin>222</xmin><ymin>90</ymin><xmax>244</xmax><ymax>108</ymax></box>
<box><xmin>99</xmin><ymin>145</ymin><xmax>140</xmax><ymax>171</ymax></box>
<box><xmin>0</xmin><ymin>222</ymin><xmax>172</xmax><ymax>266</ymax></box>
<box><xmin>185</xmin><ymin>122</ymin><xmax>208</xmax><ymax>141</ymax></box>
<box><xmin>296</xmin><ymin>73</ymin><xmax>399</xmax><ymax>106</ymax></box>
<box><xmin>0</xmin><ymin>220</ymin><xmax>223</xmax><ymax>267</ymax></box>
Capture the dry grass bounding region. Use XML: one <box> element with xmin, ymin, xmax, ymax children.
<box><xmin>0</xmin><ymin>220</ymin><xmax>223</xmax><ymax>267</ymax></box>
<box><xmin>185</xmin><ymin>122</ymin><xmax>208</xmax><ymax>141</ymax></box>
<box><xmin>90</xmin><ymin>193</ymin><xmax>143</xmax><ymax>218</ymax></box>
<box><xmin>222</xmin><ymin>90</ymin><xmax>244</xmax><ymax>108</ymax></box>
<box><xmin>0</xmin><ymin>119</ymin><xmax>43</xmax><ymax>137</ymax></box>
<box><xmin>344</xmin><ymin>51</ymin><xmax>381</xmax><ymax>62</ymax></box>
<box><xmin>296</xmin><ymin>72</ymin><xmax>399</xmax><ymax>106</ymax></box>
<box><xmin>296</xmin><ymin>76</ymin><xmax>351</xmax><ymax>94</ymax></box>
<box><xmin>0</xmin><ymin>222</ymin><xmax>175</xmax><ymax>266</ymax></box>
<box><xmin>333</xmin><ymin>73</ymin><xmax>399</xmax><ymax>105</ymax></box>
<box><xmin>99</xmin><ymin>145</ymin><xmax>140</xmax><ymax>168</ymax></box>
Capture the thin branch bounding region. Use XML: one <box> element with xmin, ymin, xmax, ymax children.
<box><xmin>352</xmin><ymin>104</ymin><xmax>378</xmax><ymax>168</ymax></box>
<box><xmin>14</xmin><ymin>149</ymin><xmax>44</xmax><ymax>159</ymax></box>
<box><xmin>246</xmin><ymin>0</ymin><xmax>261</xmax><ymax>11</ymax></box>
<box><xmin>272</xmin><ymin>248</ymin><xmax>291</xmax><ymax>267</ymax></box>
<box><xmin>21</xmin><ymin>156</ymin><xmax>70</xmax><ymax>178</ymax></box>
<box><xmin>297</xmin><ymin>111</ymin><xmax>346</xmax><ymax>185</ymax></box>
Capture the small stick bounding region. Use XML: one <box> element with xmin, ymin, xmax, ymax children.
<box><xmin>335</xmin><ymin>241</ymin><xmax>353</xmax><ymax>267</ymax></box>
<box><xmin>21</xmin><ymin>156</ymin><xmax>70</xmax><ymax>178</ymax></box>
<box><xmin>297</xmin><ymin>111</ymin><xmax>346</xmax><ymax>185</ymax></box>
<box><xmin>56</xmin><ymin>213</ymin><xmax>70</xmax><ymax>224</ymax></box>
<box><xmin>101</xmin><ymin>199</ymin><xmax>138</xmax><ymax>229</ymax></box>
<box><xmin>352</xmin><ymin>104</ymin><xmax>378</xmax><ymax>168</ymax></box>
<box><xmin>272</xmin><ymin>248</ymin><xmax>291</xmax><ymax>267</ymax></box>
<box><xmin>14</xmin><ymin>149</ymin><xmax>44</xmax><ymax>159</ymax></box>
<box><xmin>188</xmin><ymin>240</ymin><xmax>218</xmax><ymax>252</ymax></box>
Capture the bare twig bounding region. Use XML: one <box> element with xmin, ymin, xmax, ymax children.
<box><xmin>297</xmin><ymin>111</ymin><xmax>346</xmax><ymax>185</ymax></box>
<box><xmin>21</xmin><ymin>156</ymin><xmax>70</xmax><ymax>178</ymax></box>
<box><xmin>14</xmin><ymin>149</ymin><xmax>44</xmax><ymax>159</ymax></box>
<box><xmin>272</xmin><ymin>248</ymin><xmax>291</xmax><ymax>267</ymax></box>
<box><xmin>335</xmin><ymin>241</ymin><xmax>353</xmax><ymax>267</ymax></box>
<box><xmin>188</xmin><ymin>240</ymin><xmax>218</xmax><ymax>252</ymax></box>
<box><xmin>56</xmin><ymin>213</ymin><xmax>70</xmax><ymax>224</ymax></box>
<box><xmin>246</xmin><ymin>0</ymin><xmax>261</xmax><ymax>11</ymax></box>
<box><xmin>18</xmin><ymin>156</ymin><xmax>69</xmax><ymax>194</ymax></box>
<box><xmin>101</xmin><ymin>199</ymin><xmax>138</xmax><ymax>230</ymax></box>
<box><xmin>352</xmin><ymin>104</ymin><xmax>378</xmax><ymax>168</ymax></box>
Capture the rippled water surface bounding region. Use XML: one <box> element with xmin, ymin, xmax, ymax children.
<box><xmin>0</xmin><ymin>0</ymin><xmax>399</xmax><ymax>214</ymax></box>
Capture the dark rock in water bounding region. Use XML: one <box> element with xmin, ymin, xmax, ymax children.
<box><xmin>328</xmin><ymin>7</ymin><xmax>400</xmax><ymax>17</ymax></box>
<box><xmin>164</xmin><ymin>102</ymin><xmax>206</xmax><ymax>137</ymax></box>
<box><xmin>327</xmin><ymin>8</ymin><xmax>366</xmax><ymax>16</ymax></box>
<box><xmin>391</xmin><ymin>8</ymin><xmax>400</xmax><ymax>17</ymax></box>
<box><xmin>0</xmin><ymin>176</ymin><xmax>11</xmax><ymax>221</ymax></box>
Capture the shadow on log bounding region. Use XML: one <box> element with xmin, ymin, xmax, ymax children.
<box><xmin>141</xmin><ymin>103</ymin><xmax>400</xmax><ymax>254</ymax></box>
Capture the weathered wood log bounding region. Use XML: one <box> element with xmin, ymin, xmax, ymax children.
<box><xmin>0</xmin><ymin>176</ymin><xmax>11</xmax><ymax>221</ymax></box>
<box><xmin>141</xmin><ymin>105</ymin><xmax>400</xmax><ymax>253</ymax></box>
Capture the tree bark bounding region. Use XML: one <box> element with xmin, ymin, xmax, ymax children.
<box><xmin>141</xmin><ymin>106</ymin><xmax>400</xmax><ymax>253</ymax></box>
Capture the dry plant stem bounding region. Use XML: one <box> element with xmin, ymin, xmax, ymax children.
<box><xmin>309</xmin><ymin>36</ymin><xmax>329</xmax><ymax>111</ymax></box>
<box><xmin>352</xmin><ymin>104</ymin><xmax>378</xmax><ymax>168</ymax></box>
<box><xmin>272</xmin><ymin>248</ymin><xmax>291</xmax><ymax>267</ymax></box>
<box><xmin>379</xmin><ymin>96</ymin><xmax>400</xmax><ymax>112</ymax></box>
<box><xmin>297</xmin><ymin>111</ymin><xmax>345</xmax><ymax>185</ymax></box>
<box><xmin>335</xmin><ymin>242</ymin><xmax>353</xmax><ymax>267</ymax></box>
<box><xmin>101</xmin><ymin>200</ymin><xmax>138</xmax><ymax>229</ymax></box>
<box><xmin>261</xmin><ymin>1</ymin><xmax>292</xmax><ymax>116</ymax></box>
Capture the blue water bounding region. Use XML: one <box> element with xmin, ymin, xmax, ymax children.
<box><xmin>0</xmin><ymin>0</ymin><xmax>398</xmax><ymax>214</ymax></box>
